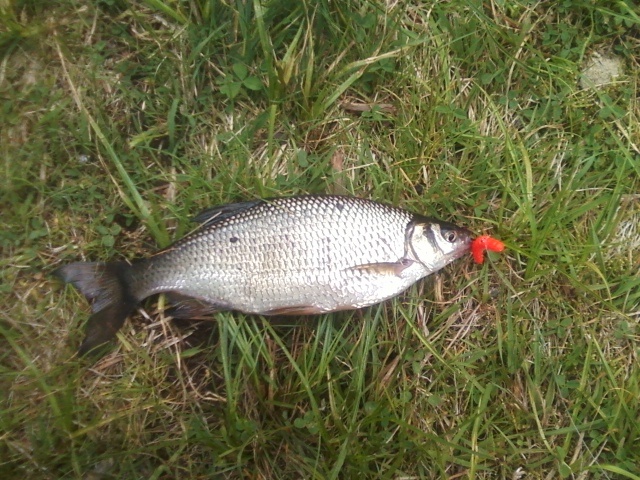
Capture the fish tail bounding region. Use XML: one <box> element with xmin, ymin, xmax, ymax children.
<box><xmin>54</xmin><ymin>262</ymin><xmax>138</xmax><ymax>356</ymax></box>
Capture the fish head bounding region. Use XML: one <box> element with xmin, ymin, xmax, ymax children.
<box><xmin>407</xmin><ymin>219</ymin><xmax>473</xmax><ymax>273</ymax></box>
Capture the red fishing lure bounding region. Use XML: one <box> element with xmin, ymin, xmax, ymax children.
<box><xmin>471</xmin><ymin>235</ymin><xmax>505</xmax><ymax>264</ymax></box>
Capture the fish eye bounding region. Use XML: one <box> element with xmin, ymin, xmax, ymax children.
<box><xmin>444</xmin><ymin>230</ymin><xmax>457</xmax><ymax>243</ymax></box>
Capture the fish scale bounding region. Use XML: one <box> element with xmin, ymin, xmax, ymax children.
<box><xmin>55</xmin><ymin>195</ymin><xmax>472</xmax><ymax>355</ymax></box>
<box><xmin>133</xmin><ymin>196</ymin><xmax>413</xmax><ymax>312</ymax></box>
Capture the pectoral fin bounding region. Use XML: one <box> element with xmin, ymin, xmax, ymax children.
<box><xmin>347</xmin><ymin>259</ymin><xmax>414</xmax><ymax>277</ymax></box>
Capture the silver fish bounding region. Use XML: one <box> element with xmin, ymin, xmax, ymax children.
<box><xmin>55</xmin><ymin>195</ymin><xmax>472</xmax><ymax>354</ymax></box>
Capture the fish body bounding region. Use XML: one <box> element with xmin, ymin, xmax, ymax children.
<box><xmin>56</xmin><ymin>195</ymin><xmax>472</xmax><ymax>354</ymax></box>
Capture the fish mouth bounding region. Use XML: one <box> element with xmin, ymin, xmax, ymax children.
<box><xmin>452</xmin><ymin>228</ymin><xmax>474</xmax><ymax>259</ymax></box>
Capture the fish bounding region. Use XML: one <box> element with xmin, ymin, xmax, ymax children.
<box><xmin>55</xmin><ymin>195</ymin><xmax>473</xmax><ymax>355</ymax></box>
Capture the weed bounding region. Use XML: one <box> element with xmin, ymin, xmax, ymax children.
<box><xmin>1</xmin><ymin>0</ymin><xmax>639</xmax><ymax>478</ymax></box>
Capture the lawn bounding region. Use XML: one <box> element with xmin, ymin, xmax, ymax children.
<box><xmin>1</xmin><ymin>0</ymin><xmax>639</xmax><ymax>478</ymax></box>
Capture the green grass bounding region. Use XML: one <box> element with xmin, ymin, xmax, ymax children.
<box><xmin>2</xmin><ymin>0</ymin><xmax>639</xmax><ymax>478</ymax></box>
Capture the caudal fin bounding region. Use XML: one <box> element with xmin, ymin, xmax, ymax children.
<box><xmin>54</xmin><ymin>262</ymin><xmax>137</xmax><ymax>356</ymax></box>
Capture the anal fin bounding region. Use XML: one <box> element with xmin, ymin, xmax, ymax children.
<box><xmin>164</xmin><ymin>292</ymin><xmax>227</xmax><ymax>320</ymax></box>
<box><xmin>262</xmin><ymin>305</ymin><xmax>326</xmax><ymax>316</ymax></box>
<box><xmin>262</xmin><ymin>303</ymin><xmax>360</xmax><ymax>315</ymax></box>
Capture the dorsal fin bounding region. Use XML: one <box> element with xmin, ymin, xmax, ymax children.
<box><xmin>192</xmin><ymin>199</ymin><xmax>263</xmax><ymax>226</ymax></box>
